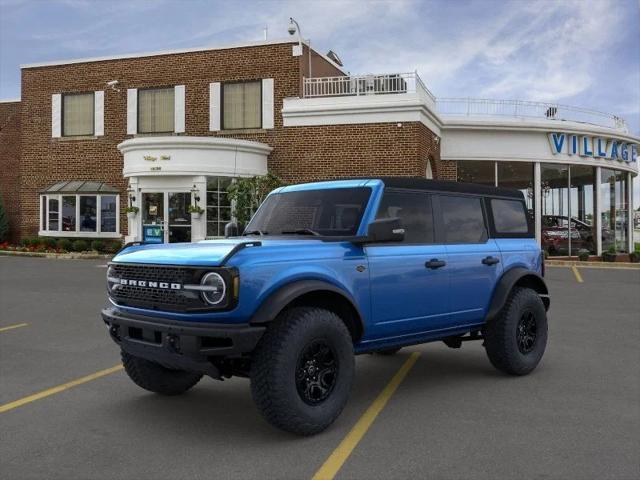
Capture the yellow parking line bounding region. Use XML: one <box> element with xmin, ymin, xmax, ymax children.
<box><xmin>0</xmin><ymin>323</ymin><xmax>28</xmax><ymax>333</ymax></box>
<box><xmin>571</xmin><ymin>265</ymin><xmax>584</xmax><ymax>283</ymax></box>
<box><xmin>312</xmin><ymin>352</ymin><xmax>421</xmax><ymax>480</ymax></box>
<box><xmin>0</xmin><ymin>365</ymin><xmax>123</xmax><ymax>414</ymax></box>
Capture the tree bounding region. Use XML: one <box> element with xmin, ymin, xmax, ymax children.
<box><xmin>0</xmin><ymin>194</ymin><xmax>9</xmax><ymax>242</ymax></box>
<box><xmin>226</xmin><ymin>173</ymin><xmax>284</xmax><ymax>227</ymax></box>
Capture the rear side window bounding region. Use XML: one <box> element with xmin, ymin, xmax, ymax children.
<box><xmin>439</xmin><ymin>195</ymin><xmax>487</xmax><ymax>244</ymax></box>
<box><xmin>376</xmin><ymin>190</ymin><xmax>434</xmax><ymax>243</ymax></box>
<box><xmin>491</xmin><ymin>199</ymin><xmax>529</xmax><ymax>234</ymax></box>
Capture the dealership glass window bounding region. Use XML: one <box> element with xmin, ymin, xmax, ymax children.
<box><xmin>206</xmin><ymin>177</ymin><xmax>234</xmax><ymax>237</ymax></box>
<box><xmin>601</xmin><ymin>169</ymin><xmax>628</xmax><ymax>253</ymax></box>
<box><xmin>222</xmin><ymin>81</ymin><xmax>261</xmax><ymax>129</ymax></box>
<box><xmin>48</xmin><ymin>197</ymin><xmax>59</xmax><ymax>231</ymax></box>
<box><xmin>541</xmin><ymin>164</ymin><xmax>569</xmax><ymax>255</ymax></box>
<box><xmin>100</xmin><ymin>195</ymin><xmax>117</xmax><ymax>233</ymax></box>
<box><xmin>62</xmin><ymin>92</ymin><xmax>94</xmax><ymax>136</ymax></box>
<box><xmin>61</xmin><ymin>196</ymin><xmax>76</xmax><ymax>232</ymax></box>
<box><xmin>138</xmin><ymin>87</ymin><xmax>175</xmax><ymax>133</ymax></box>
<box><xmin>569</xmin><ymin>165</ymin><xmax>596</xmax><ymax>254</ymax></box>
<box><xmin>457</xmin><ymin>160</ymin><xmax>495</xmax><ymax>186</ymax></box>
<box><xmin>40</xmin><ymin>194</ymin><xmax>119</xmax><ymax>236</ymax></box>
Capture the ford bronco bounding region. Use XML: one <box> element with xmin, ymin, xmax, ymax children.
<box><xmin>102</xmin><ymin>177</ymin><xmax>550</xmax><ymax>435</ymax></box>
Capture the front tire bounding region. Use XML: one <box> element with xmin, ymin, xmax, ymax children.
<box><xmin>484</xmin><ymin>287</ymin><xmax>547</xmax><ymax>375</ymax></box>
<box><xmin>250</xmin><ymin>307</ymin><xmax>355</xmax><ymax>436</ymax></box>
<box><xmin>121</xmin><ymin>351</ymin><xmax>202</xmax><ymax>396</ymax></box>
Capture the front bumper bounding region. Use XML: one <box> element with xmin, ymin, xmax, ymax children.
<box><xmin>102</xmin><ymin>307</ymin><xmax>265</xmax><ymax>377</ymax></box>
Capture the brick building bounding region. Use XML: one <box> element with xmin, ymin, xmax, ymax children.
<box><xmin>0</xmin><ymin>37</ymin><xmax>638</xmax><ymax>255</ymax></box>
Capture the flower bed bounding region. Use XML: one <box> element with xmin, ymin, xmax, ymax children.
<box><xmin>0</xmin><ymin>237</ymin><xmax>122</xmax><ymax>254</ymax></box>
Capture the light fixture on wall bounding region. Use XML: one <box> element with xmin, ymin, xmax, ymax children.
<box><xmin>127</xmin><ymin>187</ymin><xmax>136</xmax><ymax>205</ymax></box>
<box><xmin>288</xmin><ymin>17</ymin><xmax>312</xmax><ymax>77</ymax></box>
<box><xmin>191</xmin><ymin>185</ymin><xmax>201</xmax><ymax>203</ymax></box>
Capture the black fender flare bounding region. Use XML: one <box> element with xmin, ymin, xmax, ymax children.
<box><xmin>486</xmin><ymin>267</ymin><xmax>550</xmax><ymax>322</ymax></box>
<box><xmin>250</xmin><ymin>279</ymin><xmax>365</xmax><ymax>339</ymax></box>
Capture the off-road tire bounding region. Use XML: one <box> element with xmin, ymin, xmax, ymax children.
<box><xmin>484</xmin><ymin>287</ymin><xmax>547</xmax><ymax>375</ymax></box>
<box><xmin>121</xmin><ymin>350</ymin><xmax>202</xmax><ymax>396</ymax></box>
<box><xmin>250</xmin><ymin>307</ymin><xmax>355</xmax><ymax>436</ymax></box>
<box><xmin>376</xmin><ymin>347</ymin><xmax>402</xmax><ymax>355</ymax></box>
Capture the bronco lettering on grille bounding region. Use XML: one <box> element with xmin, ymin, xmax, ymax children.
<box><xmin>119</xmin><ymin>279</ymin><xmax>182</xmax><ymax>290</ymax></box>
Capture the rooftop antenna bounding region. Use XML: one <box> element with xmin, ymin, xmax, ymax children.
<box><xmin>263</xmin><ymin>25</ymin><xmax>268</xmax><ymax>41</ymax></box>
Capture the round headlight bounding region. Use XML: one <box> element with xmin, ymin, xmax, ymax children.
<box><xmin>200</xmin><ymin>272</ymin><xmax>226</xmax><ymax>305</ymax></box>
<box><xmin>106</xmin><ymin>265</ymin><xmax>117</xmax><ymax>294</ymax></box>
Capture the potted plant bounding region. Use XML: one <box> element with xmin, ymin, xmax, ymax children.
<box><xmin>602</xmin><ymin>245</ymin><xmax>617</xmax><ymax>262</ymax></box>
<box><xmin>577</xmin><ymin>249</ymin><xmax>590</xmax><ymax>261</ymax></box>
<box><xmin>187</xmin><ymin>204</ymin><xmax>204</xmax><ymax>220</ymax></box>
<box><xmin>629</xmin><ymin>249</ymin><xmax>640</xmax><ymax>263</ymax></box>
<box><xmin>125</xmin><ymin>206</ymin><xmax>139</xmax><ymax>221</ymax></box>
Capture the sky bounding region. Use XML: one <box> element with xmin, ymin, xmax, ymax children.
<box><xmin>1</xmin><ymin>0</ymin><xmax>639</xmax><ymax>204</ymax></box>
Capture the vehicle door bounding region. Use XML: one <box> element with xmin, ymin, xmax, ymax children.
<box><xmin>366</xmin><ymin>189</ymin><xmax>450</xmax><ymax>340</ymax></box>
<box><xmin>434</xmin><ymin>194</ymin><xmax>502</xmax><ymax>326</ymax></box>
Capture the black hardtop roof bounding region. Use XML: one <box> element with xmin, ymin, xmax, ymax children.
<box><xmin>331</xmin><ymin>177</ymin><xmax>524</xmax><ymax>199</ymax></box>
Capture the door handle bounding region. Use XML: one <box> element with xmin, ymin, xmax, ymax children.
<box><xmin>482</xmin><ymin>256</ymin><xmax>500</xmax><ymax>266</ymax></box>
<box><xmin>425</xmin><ymin>259</ymin><xmax>446</xmax><ymax>269</ymax></box>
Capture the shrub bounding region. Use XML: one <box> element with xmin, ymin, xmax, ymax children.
<box><xmin>71</xmin><ymin>239</ymin><xmax>89</xmax><ymax>252</ymax></box>
<box><xmin>629</xmin><ymin>251</ymin><xmax>640</xmax><ymax>263</ymax></box>
<box><xmin>577</xmin><ymin>249</ymin><xmax>590</xmax><ymax>261</ymax></box>
<box><xmin>57</xmin><ymin>238</ymin><xmax>73</xmax><ymax>252</ymax></box>
<box><xmin>104</xmin><ymin>240</ymin><xmax>122</xmax><ymax>254</ymax></box>
<box><xmin>91</xmin><ymin>240</ymin><xmax>105</xmax><ymax>252</ymax></box>
<box><xmin>40</xmin><ymin>237</ymin><xmax>58</xmax><ymax>249</ymax></box>
<box><xmin>20</xmin><ymin>237</ymin><xmax>36</xmax><ymax>247</ymax></box>
<box><xmin>0</xmin><ymin>195</ymin><xmax>9</xmax><ymax>243</ymax></box>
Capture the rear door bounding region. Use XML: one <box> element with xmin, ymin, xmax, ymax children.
<box><xmin>366</xmin><ymin>189</ymin><xmax>450</xmax><ymax>340</ymax></box>
<box><xmin>434</xmin><ymin>194</ymin><xmax>502</xmax><ymax>326</ymax></box>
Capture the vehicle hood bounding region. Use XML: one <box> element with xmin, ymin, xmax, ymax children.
<box><xmin>111</xmin><ymin>238</ymin><xmax>343</xmax><ymax>267</ymax></box>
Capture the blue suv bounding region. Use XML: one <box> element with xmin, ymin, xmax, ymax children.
<box><xmin>102</xmin><ymin>177</ymin><xmax>550</xmax><ymax>435</ymax></box>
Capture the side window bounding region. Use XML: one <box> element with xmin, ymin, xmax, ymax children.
<box><xmin>375</xmin><ymin>190</ymin><xmax>434</xmax><ymax>243</ymax></box>
<box><xmin>491</xmin><ymin>199</ymin><xmax>529</xmax><ymax>234</ymax></box>
<box><xmin>439</xmin><ymin>195</ymin><xmax>487</xmax><ymax>244</ymax></box>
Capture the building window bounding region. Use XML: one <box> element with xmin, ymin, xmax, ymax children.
<box><xmin>62</xmin><ymin>92</ymin><xmax>94</xmax><ymax>136</ymax></box>
<box><xmin>497</xmin><ymin>162</ymin><xmax>535</xmax><ymax>226</ymax></box>
<box><xmin>601</xmin><ymin>169</ymin><xmax>629</xmax><ymax>253</ymax></box>
<box><xmin>40</xmin><ymin>193</ymin><xmax>120</xmax><ymax>237</ymax></box>
<box><xmin>457</xmin><ymin>160</ymin><xmax>495</xmax><ymax>186</ymax></box>
<box><xmin>138</xmin><ymin>87</ymin><xmax>174</xmax><ymax>133</ymax></box>
<box><xmin>206</xmin><ymin>177</ymin><xmax>233</xmax><ymax>237</ymax></box>
<box><xmin>222</xmin><ymin>81</ymin><xmax>261</xmax><ymax>129</ymax></box>
<box><xmin>569</xmin><ymin>165</ymin><xmax>596</xmax><ymax>255</ymax></box>
<box><xmin>541</xmin><ymin>164</ymin><xmax>569</xmax><ymax>256</ymax></box>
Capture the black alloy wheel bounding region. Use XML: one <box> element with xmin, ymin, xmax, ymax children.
<box><xmin>295</xmin><ymin>339</ymin><xmax>338</xmax><ymax>405</ymax></box>
<box><xmin>516</xmin><ymin>311</ymin><xmax>537</xmax><ymax>354</ymax></box>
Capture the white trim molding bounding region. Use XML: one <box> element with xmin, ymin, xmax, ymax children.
<box><xmin>127</xmin><ymin>88</ymin><xmax>137</xmax><ymax>135</ymax></box>
<box><xmin>118</xmin><ymin>136</ymin><xmax>271</xmax><ymax>178</ymax></box>
<box><xmin>209</xmin><ymin>82</ymin><xmax>221</xmax><ymax>131</ymax></box>
<box><xmin>262</xmin><ymin>78</ymin><xmax>275</xmax><ymax>129</ymax></box>
<box><xmin>174</xmin><ymin>85</ymin><xmax>186</xmax><ymax>133</ymax></box>
<box><xmin>51</xmin><ymin>94</ymin><xmax>62</xmax><ymax>138</ymax></box>
<box><xmin>94</xmin><ymin>90</ymin><xmax>104</xmax><ymax>136</ymax></box>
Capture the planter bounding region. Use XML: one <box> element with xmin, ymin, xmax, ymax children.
<box><xmin>127</xmin><ymin>212</ymin><xmax>137</xmax><ymax>221</ymax></box>
<box><xmin>602</xmin><ymin>252</ymin><xmax>618</xmax><ymax>262</ymax></box>
<box><xmin>191</xmin><ymin>212</ymin><xmax>203</xmax><ymax>220</ymax></box>
<box><xmin>629</xmin><ymin>252</ymin><xmax>640</xmax><ymax>263</ymax></box>
<box><xmin>577</xmin><ymin>249</ymin><xmax>590</xmax><ymax>262</ymax></box>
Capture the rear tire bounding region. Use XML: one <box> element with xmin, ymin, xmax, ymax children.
<box><xmin>250</xmin><ymin>307</ymin><xmax>355</xmax><ymax>436</ymax></box>
<box><xmin>121</xmin><ymin>350</ymin><xmax>202</xmax><ymax>396</ymax></box>
<box><xmin>484</xmin><ymin>287</ymin><xmax>547</xmax><ymax>375</ymax></box>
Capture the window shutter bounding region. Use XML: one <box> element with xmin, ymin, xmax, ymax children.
<box><xmin>174</xmin><ymin>85</ymin><xmax>185</xmax><ymax>133</ymax></box>
<box><xmin>94</xmin><ymin>91</ymin><xmax>104</xmax><ymax>136</ymax></box>
<box><xmin>209</xmin><ymin>82</ymin><xmax>221</xmax><ymax>131</ymax></box>
<box><xmin>51</xmin><ymin>94</ymin><xmax>62</xmax><ymax>138</ymax></box>
<box><xmin>262</xmin><ymin>78</ymin><xmax>274</xmax><ymax>129</ymax></box>
<box><xmin>127</xmin><ymin>88</ymin><xmax>137</xmax><ymax>135</ymax></box>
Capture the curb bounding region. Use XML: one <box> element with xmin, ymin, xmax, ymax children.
<box><xmin>0</xmin><ymin>250</ymin><xmax>113</xmax><ymax>260</ymax></box>
<box><xmin>546</xmin><ymin>260</ymin><xmax>640</xmax><ymax>270</ymax></box>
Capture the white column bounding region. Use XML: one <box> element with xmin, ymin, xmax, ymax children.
<box><xmin>191</xmin><ymin>175</ymin><xmax>207</xmax><ymax>242</ymax></box>
<box><xmin>534</xmin><ymin>162</ymin><xmax>541</xmax><ymax>246</ymax></box>
<box><xmin>595</xmin><ymin>167</ymin><xmax>602</xmax><ymax>256</ymax></box>
<box><xmin>125</xmin><ymin>177</ymin><xmax>140</xmax><ymax>243</ymax></box>
<box><xmin>628</xmin><ymin>172</ymin><xmax>634</xmax><ymax>253</ymax></box>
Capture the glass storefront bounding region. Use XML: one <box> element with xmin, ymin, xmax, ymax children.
<box><xmin>206</xmin><ymin>176</ymin><xmax>233</xmax><ymax>237</ymax></box>
<box><xmin>457</xmin><ymin>160</ymin><xmax>633</xmax><ymax>256</ymax></box>
<box><xmin>601</xmin><ymin>169</ymin><xmax>629</xmax><ymax>253</ymax></box>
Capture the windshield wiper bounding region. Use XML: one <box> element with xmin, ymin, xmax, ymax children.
<box><xmin>243</xmin><ymin>229</ymin><xmax>267</xmax><ymax>236</ymax></box>
<box><xmin>281</xmin><ymin>228</ymin><xmax>321</xmax><ymax>236</ymax></box>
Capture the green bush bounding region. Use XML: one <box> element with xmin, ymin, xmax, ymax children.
<box><xmin>91</xmin><ymin>240</ymin><xmax>105</xmax><ymax>252</ymax></box>
<box><xmin>104</xmin><ymin>240</ymin><xmax>122</xmax><ymax>254</ymax></box>
<box><xmin>71</xmin><ymin>239</ymin><xmax>89</xmax><ymax>252</ymax></box>
<box><xmin>0</xmin><ymin>195</ymin><xmax>9</xmax><ymax>243</ymax></box>
<box><xmin>40</xmin><ymin>237</ymin><xmax>58</xmax><ymax>249</ymax></box>
<box><xmin>577</xmin><ymin>249</ymin><xmax>590</xmax><ymax>261</ymax></box>
<box><xmin>20</xmin><ymin>237</ymin><xmax>36</xmax><ymax>247</ymax></box>
<box><xmin>57</xmin><ymin>238</ymin><xmax>73</xmax><ymax>251</ymax></box>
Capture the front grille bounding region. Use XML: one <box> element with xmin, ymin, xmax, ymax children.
<box><xmin>109</xmin><ymin>264</ymin><xmax>206</xmax><ymax>312</ymax></box>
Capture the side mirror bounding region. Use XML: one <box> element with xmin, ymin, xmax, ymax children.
<box><xmin>224</xmin><ymin>222</ymin><xmax>239</xmax><ymax>238</ymax></box>
<box><xmin>363</xmin><ymin>217</ymin><xmax>404</xmax><ymax>243</ymax></box>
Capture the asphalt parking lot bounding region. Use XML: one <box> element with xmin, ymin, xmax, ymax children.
<box><xmin>1</xmin><ymin>256</ymin><xmax>639</xmax><ymax>480</ymax></box>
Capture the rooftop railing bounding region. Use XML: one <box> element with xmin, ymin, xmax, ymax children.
<box><xmin>436</xmin><ymin>98</ymin><xmax>628</xmax><ymax>132</ymax></box>
<box><xmin>301</xmin><ymin>73</ymin><xmax>628</xmax><ymax>132</ymax></box>
<box><xmin>303</xmin><ymin>72</ymin><xmax>436</xmax><ymax>102</ymax></box>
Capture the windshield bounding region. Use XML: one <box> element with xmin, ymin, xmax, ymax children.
<box><xmin>244</xmin><ymin>187</ymin><xmax>372</xmax><ymax>237</ymax></box>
